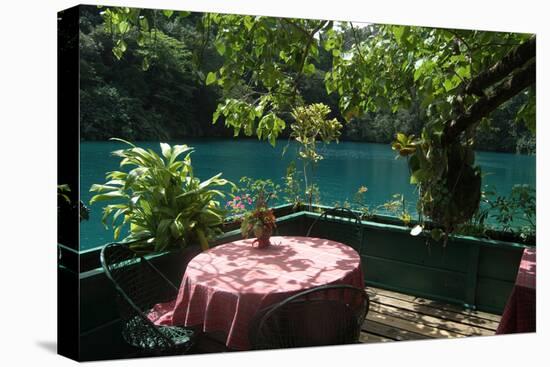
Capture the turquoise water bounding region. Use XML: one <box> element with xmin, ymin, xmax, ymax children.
<box><xmin>80</xmin><ymin>139</ymin><xmax>536</xmax><ymax>251</ymax></box>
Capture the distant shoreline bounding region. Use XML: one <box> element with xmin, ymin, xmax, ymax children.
<box><xmin>79</xmin><ymin>137</ymin><xmax>535</xmax><ymax>156</ymax></box>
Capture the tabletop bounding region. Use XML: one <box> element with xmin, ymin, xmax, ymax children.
<box><xmin>150</xmin><ymin>236</ymin><xmax>364</xmax><ymax>350</ymax></box>
<box><xmin>183</xmin><ymin>236</ymin><xmax>362</xmax><ymax>294</ymax></box>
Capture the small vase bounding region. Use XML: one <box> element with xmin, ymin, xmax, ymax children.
<box><xmin>253</xmin><ymin>227</ymin><xmax>272</xmax><ymax>249</ymax></box>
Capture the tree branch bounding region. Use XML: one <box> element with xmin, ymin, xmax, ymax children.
<box><xmin>446</xmin><ymin>29</ymin><xmax>472</xmax><ymax>53</ymax></box>
<box><xmin>350</xmin><ymin>22</ymin><xmax>367</xmax><ymax>64</ymax></box>
<box><xmin>290</xmin><ymin>21</ymin><xmax>328</xmax><ymax>101</ymax></box>
<box><xmin>281</xmin><ymin>18</ymin><xmax>313</xmax><ymax>39</ymax></box>
<box><xmin>444</xmin><ymin>60</ymin><xmax>535</xmax><ymax>144</ymax></box>
<box><xmin>465</xmin><ymin>36</ymin><xmax>535</xmax><ymax>96</ymax></box>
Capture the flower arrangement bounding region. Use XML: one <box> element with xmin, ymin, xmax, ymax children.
<box><xmin>240</xmin><ymin>192</ymin><xmax>276</xmax><ymax>248</ymax></box>
<box><xmin>226</xmin><ymin>193</ymin><xmax>253</xmax><ymax>215</ymax></box>
<box><xmin>225</xmin><ymin>177</ymin><xmax>280</xmax><ymax>218</ymax></box>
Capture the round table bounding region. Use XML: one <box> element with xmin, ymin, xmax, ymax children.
<box><xmin>150</xmin><ymin>236</ymin><xmax>364</xmax><ymax>350</ymax></box>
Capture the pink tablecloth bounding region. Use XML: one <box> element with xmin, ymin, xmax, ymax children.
<box><xmin>496</xmin><ymin>247</ymin><xmax>536</xmax><ymax>334</ymax></box>
<box><xmin>151</xmin><ymin>236</ymin><xmax>364</xmax><ymax>350</ymax></box>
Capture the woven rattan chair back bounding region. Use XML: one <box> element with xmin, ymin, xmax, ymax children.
<box><xmin>249</xmin><ymin>284</ymin><xmax>369</xmax><ymax>349</ymax></box>
<box><xmin>101</xmin><ymin>243</ymin><xmax>193</xmax><ymax>354</ymax></box>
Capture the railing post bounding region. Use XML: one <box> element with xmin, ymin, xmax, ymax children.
<box><xmin>464</xmin><ymin>243</ymin><xmax>480</xmax><ymax>309</ymax></box>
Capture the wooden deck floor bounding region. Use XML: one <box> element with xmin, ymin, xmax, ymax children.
<box><xmin>359</xmin><ymin>287</ymin><xmax>501</xmax><ymax>343</ymax></box>
<box><xmin>191</xmin><ymin>286</ymin><xmax>502</xmax><ymax>353</ymax></box>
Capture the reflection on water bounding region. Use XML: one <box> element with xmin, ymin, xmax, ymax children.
<box><xmin>80</xmin><ymin>138</ymin><xmax>535</xmax><ymax>250</ymax></box>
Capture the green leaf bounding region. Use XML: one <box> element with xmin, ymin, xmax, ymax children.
<box><xmin>90</xmin><ymin>184</ymin><xmax>119</xmax><ymax>193</ymax></box>
<box><xmin>162</xmin><ymin>10</ymin><xmax>174</xmax><ymax>17</ymax></box>
<box><xmin>456</xmin><ymin>65</ymin><xmax>471</xmax><ymax>79</ymax></box>
<box><xmin>212</xmin><ymin>107</ymin><xmax>221</xmax><ymax>124</ymax></box>
<box><xmin>89</xmin><ymin>191</ymin><xmax>127</xmax><ymax>205</ymax></box>
<box><xmin>117</xmin><ymin>39</ymin><xmax>127</xmax><ymax>52</ymax></box>
<box><xmin>410</xmin><ymin>169</ymin><xmax>429</xmax><ymax>184</ymax></box>
<box><xmin>141</xmin><ymin>57</ymin><xmax>150</xmax><ymax>71</ymax></box>
<box><xmin>443</xmin><ymin>79</ymin><xmax>454</xmax><ymax>92</ymax></box>
<box><xmin>214</xmin><ymin>40</ymin><xmax>226</xmax><ymax>56</ymax></box>
<box><xmin>160</xmin><ymin>143</ymin><xmax>172</xmax><ymax>160</ymax></box>
<box><xmin>112</xmin><ymin>46</ymin><xmax>123</xmax><ymax>60</ymax></box>
<box><xmin>206</xmin><ymin>72</ymin><xmax>217</xmax><ymax>85</ymax></box>
<box><xmin>118</xmin><ymin>21</ymin><xmax>129</xmax><ymax>34</ymax></box>
<box><xmin>139</xmin><ymin>17</ymin><xmax>149</xmax><ymax>31</ymax></box>
<box><xmin>243</xmin><ymin>16</ymin><xmax>254</xmax><ymax>31</ymax></box>
<box><xmin>137</xmin><ymin>32</ymin><xmax>146</xmax><ymax>47</ymax></box>
<box><xmin>170</xmin><ymin>145</ymin><xmax>193</xmax><ymax>164</ymax></box>
<box><xmin>114</xmin><ymin>226</ymin><xmax>122</xmax><ymax>240</ymax></box>
<box><xmin>392</xmin><ymin>26</ymin><xmax>405</xmax><ymax>42</ymax></box>
<box><xmin>396</xmin><ymin>133</ymin><xmax>407</xmax><ymax>144</ymax></box>
<box><xmin>198</xmin><ymin>173</ymin><xmax>224</xmax><ymax>190</ymax></box>
<box><xmin>303</xmin><ymin>63</ymin><xmax>316</xmax><ymax>74</ymax></box>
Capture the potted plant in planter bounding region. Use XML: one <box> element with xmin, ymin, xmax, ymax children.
<box><xmin>223</xmin><ymin>176</ymin><xmax>281</xmax><ymax>231</ymax></box>
<box><xmin>89</xmin><ymin>138</ymin><xmax>233</xmax><ymax>254</ymax></box>
<box><xmin>240</xmin><ymin>192</ymin><xmax>277</xmax><ymax>249</ymax></box>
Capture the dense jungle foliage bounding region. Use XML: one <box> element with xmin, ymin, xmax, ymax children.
<box><xmin>78</xmin><ymin>7</ymin><xmax>534</xmax><ymax>154</ymax></box>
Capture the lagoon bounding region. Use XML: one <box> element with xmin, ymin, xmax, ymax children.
<box><xmin>80</xmin><ymin>139</ymin><xmax>535</xmax><ymax>251</ymax></box>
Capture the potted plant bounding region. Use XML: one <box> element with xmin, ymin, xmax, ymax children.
<box><xmin>240</xmin><ymin>192</ymin><xmax>277</xmax><ymax>249</ymax></box>
<box><xmin>89</xmin><ymin>138</ymin><xmax>233</xmax><ymax>254</ymax></box>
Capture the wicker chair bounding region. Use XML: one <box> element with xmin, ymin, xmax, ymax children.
<box><xmin>249</xmin><ymin>284</ymin><xmax>369</xmax><ymax>350</ymax></box>
<box><xmin>100</xmin><ymin>243</ymin><xmax>196</xmax><ymax>356</ymax></box>
<box><xmin>306</xmin><ymin>207</ymin><xmax>364</xmax><ymax>253</ymax></box>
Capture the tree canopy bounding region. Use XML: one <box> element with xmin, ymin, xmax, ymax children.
<box><xmin>96</xmin><ymin>6</ymin><xmax>535</xmax><ymax>239</ymax></box>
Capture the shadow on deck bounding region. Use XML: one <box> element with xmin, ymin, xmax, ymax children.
<box><xmin>360</xmin><ymin>287</ymin><xmax>500</xmax><ymax>343</ymax></box>
<box><xmin>190</xmin><ymin>286</ymin><xmax>502</xmax><ymax>354</ymax></box>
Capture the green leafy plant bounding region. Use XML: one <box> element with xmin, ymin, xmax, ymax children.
<box><xmin>393</xmin><ymin>129</ymin><xmax>482</xmax><ymax>245</ymax></box>
<box><xmin>58</xmin><ymin>184</ymin><xmax>90</xmax><ymax>222</ymax></box>
<box><xmin>351</xmin><ymin>187</ymin><xmax>413</xmax><ymax>225</ymax></box>
<box><xmin>486</xmin><ymin>184</ymin><xmax>536</xmax><ymax>240</ymax></box>
<box><xmin>305</xmin><ymin>184</ymin><xmax>322</xmax><ymax>212</ymax></box>
<box><xmin>283</xmin><ymin>161</ymin><xmax>304</xmax><ymax>210</ymax></box>
<box><xmin>89</xmin><ymin>139</ymin><xmax>233</xmax><ymax>254</ymax></box>
<box><xmin>379</xmin><ymin>193</ymin><xmax>412</xmax><ymax>226</ymax></box>
<box><xmin>289</xmin><ymin>103</ymin><xmax>343</xmax><ymax>210</ymax></box>
<box><xmin>58</xmin><ymin>184</ymin><xmax>71</xmax><ymax>204</ymax></box>
<box><xmin>440</xmin><ymin>184</ymin><xmax>535</xmax><ymax>244</ymax></box>
<box><xmin>455</xmin><ymin>196</ymin><xmax>490</xmax><ymax>238</ymax></box>
<box><xmin>352</xmin><ymin>186</ymin><xmax>373</xmax><ymax>220</ymax></box>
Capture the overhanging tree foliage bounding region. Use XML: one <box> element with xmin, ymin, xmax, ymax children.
<box><xmin>99</xmin><ymin>7</ymin><xmax>535</xmax><ymax>241</ymax></box>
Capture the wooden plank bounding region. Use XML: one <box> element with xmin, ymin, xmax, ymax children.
<box><xmin>362</xmin><ymin>319</ymin><xmax>428</xmax><ymax>341</ymax></box>
<box><xmin>369</xmin><ymin>292</ymin><xmax>500</xmax><ymax>331</ymax></box>
<box><xmin>358</xmin><ymin>331</ymin><xmax>392</xmax><ymax>343</ymax></box>
<box><xmin>369</xmin><ymin>301</ymin><xmax>494</xmax><ymax>336</ymax></box>
<box><xmin>366</xmin><ymin>310</ymin><xmax>466</xmax><ymax>339</ymax></box>
<box><xmin>367</xmin><ymin>286</ymin><xmax>502</xmax><ymax>322</ymax></box>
